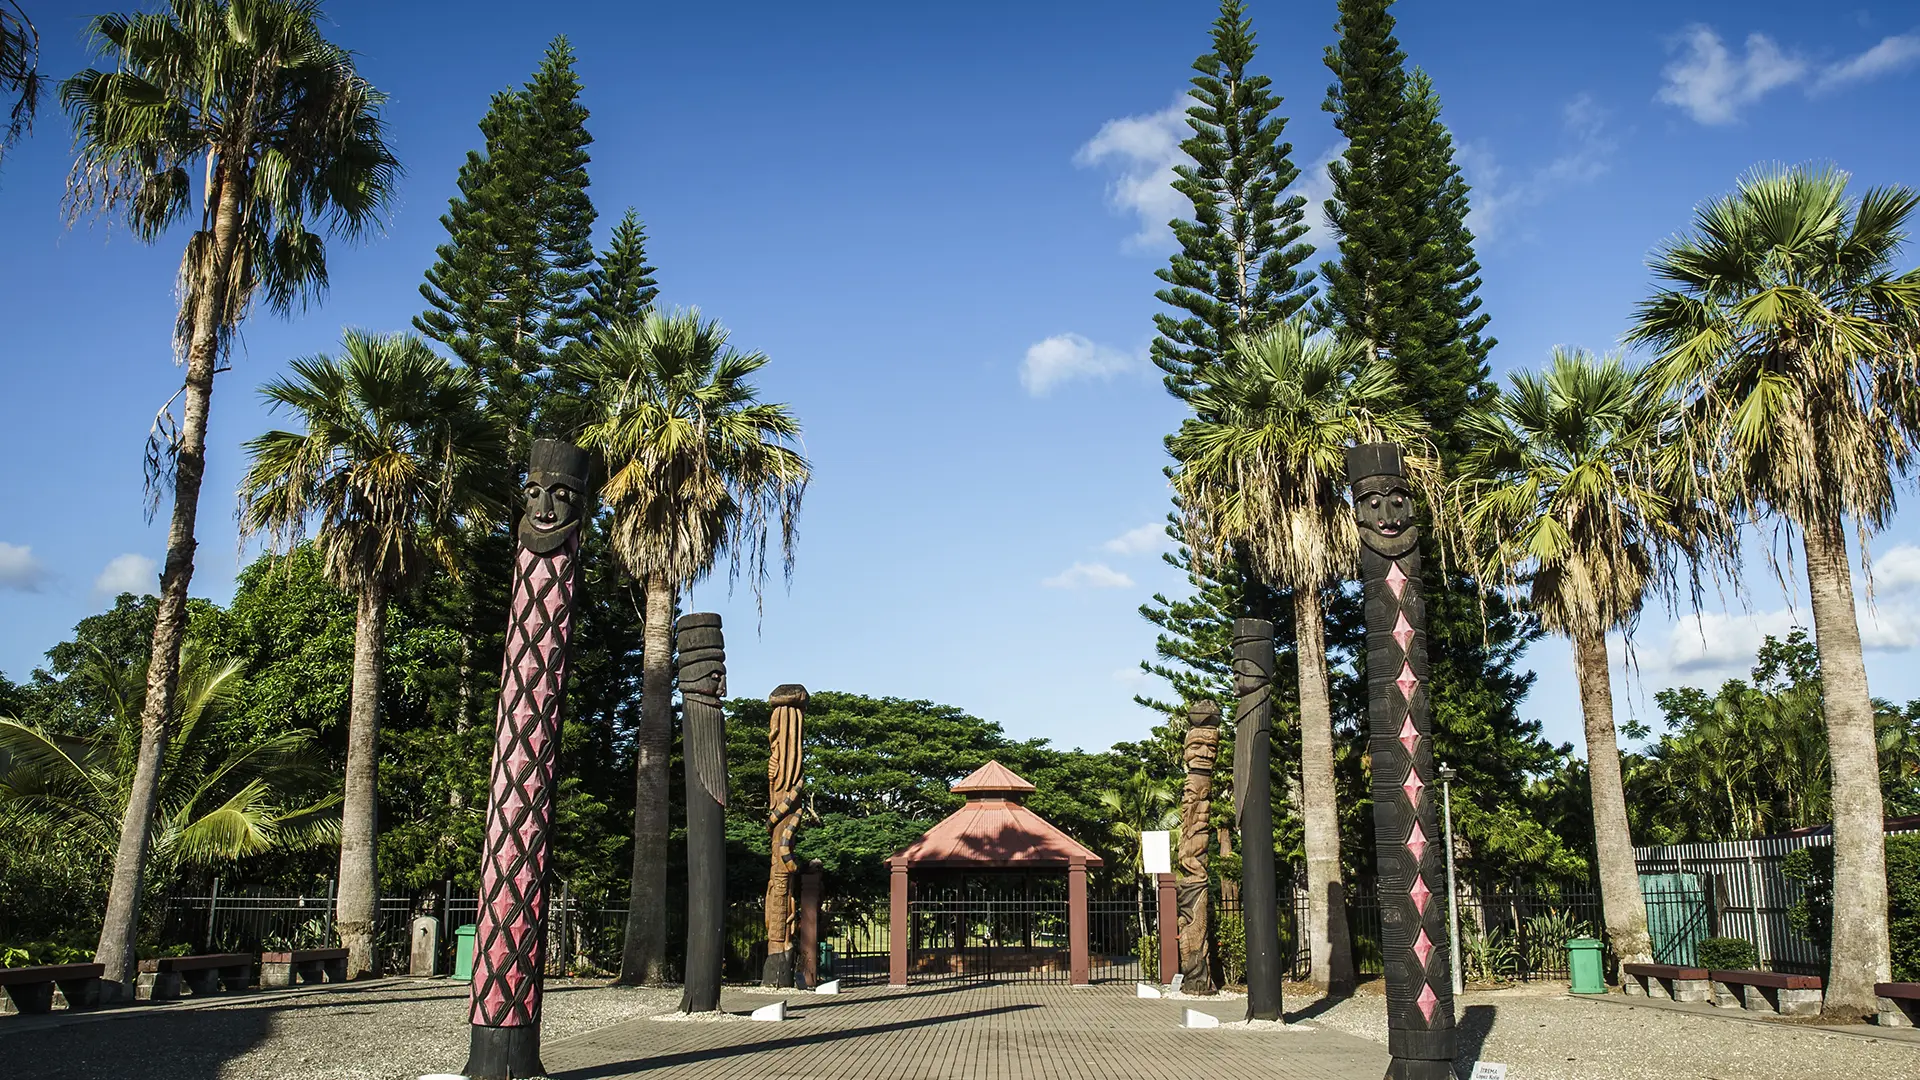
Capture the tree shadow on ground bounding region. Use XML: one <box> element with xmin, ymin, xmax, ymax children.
<box><xmin>551</xmin><ymin>1004</ymin><xmax>1041</xmax><ymax>1079</ymax></box>
<box><xmin>1452</xmin><ymin>1003</ymin><xmax>1497</xmax><ymax>1077</ymax></box>
<box><xmin>6</xmin><ymin>1007</ymin><xmax>276</xmax><ymax>1080</ymax></box>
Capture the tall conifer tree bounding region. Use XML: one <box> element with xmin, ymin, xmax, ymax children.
<box><xmin>585</xmin><ymin>208</ymin><xmax>659</xmax><ymax>339</ymax></box>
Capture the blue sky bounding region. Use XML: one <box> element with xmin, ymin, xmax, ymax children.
<box><xmin>5</xmin><ymin>1</ymin><xmax>1920</xmax><ymax>760</ymax></box>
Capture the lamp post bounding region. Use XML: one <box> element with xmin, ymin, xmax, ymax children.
<box><xmin>1438</xmin><ymin>762</ymin><xmax>1461</xmax><ymax>997</ymax></box>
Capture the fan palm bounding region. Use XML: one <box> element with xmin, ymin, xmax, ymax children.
<box><xmin>0</xmin><ymin>1</ymin><xmax>38</xmax><ymax>170</ymax></box>
<box><xmin>1457</xmin><ymin>348</ymin><xmax>1731</xmax><ymax>971</ymax></box>
<box><xmin>239</xmin><ymin>331</ymin><xmax>504</xmax><ymax>977</ymax></box>
<box><xmin>0</xmin><ymin>642</ymin><xmax>338</xmax><ymax>871</ymax></box>
<box><xmin>561</xmin><ymin>308</ymin><xmax>809</xmax><ymax>985</ymax></box>
<box><xmin>1627</xmin><ymin>163</ymin><xmax>1920</xmax><ymax>1014</ymax></box>
<box><xmin>60</xmin><ymin>0</ymin><xmax>396</xmax><ymax>987</ymax></box>
<box><xmin>1170</xmin><ymin>315</ymin><xmax>1428</xmax><ymax>993</ymax></box>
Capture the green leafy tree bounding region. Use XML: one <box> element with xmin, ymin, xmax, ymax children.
<box><xmin>238</xmin><ymin>331</ymin><xmax>505</xmax><ymax>976</ymax></box>
<box><xmin>1457</xmin><ymin>349</ymin><xmax>1731</xmax><ymax>972</ymax></box>
<box><xmin>1628</xmin><ymin>163</ymin><xmax>1920</xmax><ymax>1015</ymax></box>
<box><xmin>60</xmin><ymin>0</ymin><xmax>396</xmax><ymax>988</ymax></box>
<box><xmin>561</xmin><ymin>309</ymin><xmax>809</xmax><ymax>984</ymax></box>
<box><xmin>1171</xmin><ymin>318</ymin><xmax>1427</xmax><ymax>990</ymax></box>
<box><xmin>416</xmin><ymin>35</ymin><xmax>595</xmax><ymax>445</ymax></box>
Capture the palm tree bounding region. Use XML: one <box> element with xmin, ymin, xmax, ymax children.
<box><xmin>1170</xmin><ymin>316</ymin><xmax>1427</xmax><ymax>993</ymax></box>
<box><xmin>1628</xmin><ymin>163</ymin><xmax>1920</xmax><ymax>1015</ymax></box>
<box><xmin>1456</xmin><ymin>348</ymin><xmax>1730</xmax><ymax>973</ymax></box>
<box><xmin>238</xmin><ymin>331</ymin><xmax>504</xmax><ymax>977</ymax></box>
<box><xmin>561</xmin><ymin>309</ymin><xmax>809</xmax><ymax>985</ymax></box>
<box><xmin>60</xmin><ymin>0</ymin><xmax>397</xmax><ymax>988</ymax></box>
<box><xmin>1097</xmin><ymin>770</ymin><xmax>1180</xmax><ymax>944</ymax></box>
<box><xmin>0</xmin><ymin>1</ymin><xmax>39</xmax><ymax>170</ymax></box>
<box><xmin>0</xmin><ymin>642</ymin><xmax>339</xmax><ymax>871</ymax></box>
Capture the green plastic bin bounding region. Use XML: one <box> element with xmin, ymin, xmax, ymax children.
<box><xmin>1567</xmin><ymin>936</ymin><xmax>1606</xmax><ymax>994</ymax></box>
<box><xmin>818</xmin><ymin>942</ymin><xmax>835</xmax><ymax>974</ymax></box>
<box><xmin>453</xmin><ymin>923</ymin><xmax>478</xmax><ymax>983</ymax></box>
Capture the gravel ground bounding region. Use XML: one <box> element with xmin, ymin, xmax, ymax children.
<box><xmin>1299</xmin><ymin>980</ymin><xmax>1920</xmax><ymax>1080</ymax></box>
<box><xmin>6</xmin><ymin>978</ymin><xmax>680</xmax><ymax>1080</ymax></box>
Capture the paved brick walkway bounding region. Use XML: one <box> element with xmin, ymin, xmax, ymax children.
<box><xmin>544</xmin><ymin>982</ymin><xmax>1389</xmax><ymax>1080</ymax></box>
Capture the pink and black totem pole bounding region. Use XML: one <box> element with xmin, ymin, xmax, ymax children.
<box><xmin>1347</xmin><ymin>443</ymin><xmax>1455</xmax><ymax>1080</ymax></box>
<box><xmin>464</xmin><ymin>439</ymin><xmax>590</xmax><ymax>1080</ymax></box>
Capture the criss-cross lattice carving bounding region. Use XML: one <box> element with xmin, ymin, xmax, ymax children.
<box><xmin>469</xmin><ymin>536</ymin><xmax>579</xmax><ymax>1030</ymax></box>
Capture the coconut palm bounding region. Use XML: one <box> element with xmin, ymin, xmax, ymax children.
<box><xmin>560</xmin><ymin>309</ymin><xmax>809</xmax><ymax>985</ymax></box>
<box><xmin>0</xmin><ymin>641</ymin><xmax>338</xmax><ymax>870</ymax></box>
<box><xmin>1627</xmin><ymin>162</ymin><xmax>1920</xmax><ymax>1015</ymax></box>
<box><xmin>1456</xmin><ymin>348</ymin><xmax>1731</xmax><ymax>972</ymax></box>
<box><xmin>60</xmin><ymin>0</ymin><xmax>397</xmax><ymax>987</ymax></box>
<box><xmin>238</xmin><ymin>331</ymin><xmax>504</xmax><ymax>976</ymax></box>
<box><xmin>0</xmin><ymin>1</ymin><xmax>38</xmax><ymax>169</ymax></box>
<box><xmin>1169</xmin><ymin>315</ymin><xmax>1428</xmax><ymax>993</ymax></box>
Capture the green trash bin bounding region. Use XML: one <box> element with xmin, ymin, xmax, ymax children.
<box><xmin>818</xmin><ymin>942</ymin><xmax>835</xmax><ymax>975</ymax></box>
<box><xmin>453</xmin><ymin>924</ymin><xmax>478</xmax><ymax>983</ymax></box>
<box><xmin>1567</xmin><ymin>936</ymin><xmax>1607</xmax><ymax>994</ymax></box>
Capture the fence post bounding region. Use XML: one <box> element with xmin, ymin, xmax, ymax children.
<box><xmin>1155</xmin><ymin>873</ymin><xmax>1178</xmax><ymax>984</ymax></box>
<box><xmin>889</xmin><ymin>857</ymin><xmax>909</xmax><ymax>988</ymax></box>
<box><xmin>205</xmin><ymin>877</ymin><xmax>222</xmax><ymax>953</ymax></box>
<box><xmin>324</xmin><ymin>878</ymin><xmax>336</xmax><ymax>942</ymax></box>
<box><xmin>798</xmin><ymin>863</ymin><xmax>822</xmax><ymax>989</ymax></box>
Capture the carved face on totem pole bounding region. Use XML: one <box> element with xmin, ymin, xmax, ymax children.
<box><xmin>1184</xmin><ymin>701</ymin><xmax>1221</xmax><ymax>774</ymax></box>
<box><xmin>1348</xmin><ymin>442</ymin><xmax>1419</xmax><ymax>558</ymax></box>
<box><xmin>518</xmin><ymin>440</ymin><xmax>591</xmax><ymax>554</ymax></box>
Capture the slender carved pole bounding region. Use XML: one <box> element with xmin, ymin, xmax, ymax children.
<box><xmin>763</xmin><ymin>684</ymin><xmax>808</xmax><ymax>987</ymax></box>
<box><xmin>1348</xmin><ymin>442</ymin><xmax>1455</xmax><ymax>1080</ymax></box>
<box><xmin>465</xmin><ymin>440</ymin><xmax>589</xmax><ymax>1080</ymax></box>
<box><xmin>678</xmin><ymin>613</ymin><xmax>728</xmax><ymax>1013</ymax></box>
<box><xmin>1178</xmin><ymin>700</ymin><xmax>1221</xmax><ymax>993</ymax></box>
<box><xmin>1234</xmin><ymin>620</ymin><xmax>1283</xmax><ymax>1020</ymax></box>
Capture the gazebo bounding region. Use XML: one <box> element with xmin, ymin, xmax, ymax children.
<box><xmin>887</xmin><ymin>761</ymin><xmax>1105</xmax><ymax>986</ymax></box>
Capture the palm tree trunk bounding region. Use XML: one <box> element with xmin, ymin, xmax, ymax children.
<box><xmin>1296</xmin><ymin>585</ymin><xmax>1353</xmax><ymax>993</ymax></box>
<box><xmin>619</xmin><ymin>573</ymin><xmax>676</xmax><ymax>984</ymax></box>
<box><xmin>337</xmin><ymin>578</ymin><xmax>389</xmax><ymax>978</ymax></box>
<box><xmin>1570</xmin><ymin>624</ymin><xmax>1652</xmax><ymax>974</ymax></box>
<box><xmin>1802</xmin><ymin>511</ymin><xmax>1891</xmax><ymax>1016</ymax></box>
<box><xmin>92</xmin><ymin>171</ymin><xmax>241</xmax><ymax>994</ymax></box>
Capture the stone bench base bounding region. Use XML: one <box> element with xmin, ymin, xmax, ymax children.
<box><xmin>261</xmin><ymin>957</ymin><xmax>346</xmax><ymax>988</ymax></box>
<box><xmin>1711</xmin><ymin>979</ymin><xmax>1822</xmax><ymax>1016</ymax></box>
<box><xmin>1877</xmin><ymin>996</ymin><xmax>1916</xmax><ymax>1028</ymax></box>
<box><xmin>1624</xmin><ymin>973</ymin><xmax>1712</xmax><ymax>1003</ymax></box>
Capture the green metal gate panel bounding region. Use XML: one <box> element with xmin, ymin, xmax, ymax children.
<box><xmin>1640</xmin><ymin>873</ymin><xmax>1710</xmax><ymax>966</ymax></box>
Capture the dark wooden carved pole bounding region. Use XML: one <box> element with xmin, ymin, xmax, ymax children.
<box><xmin>465</xmin><ymin>440</ymin><xmax>589</xmax><ymax>1079</ymax></box>
<box><xmin>1348</xmin><ymin>443</ymin><xmax>1454</xmax><ymax>1080</ymax></box>
<box><xmin>1178</xmin><ymin>699</ymin><xmax>1221</xmax><ymax>993</ymax></box>
<box><xmin>1233</xmin><ymin>619</ymin><xmax>1284</xmax><ymax>1021</ymax></box>
<box><xmin>678</xmin><ymin>613</ymin><xmax>728</xmax><ymax>1013</ymax></box>
<box><xmin>763</xmin><ymin>683</ymin><xmax>808</xmax><ymax>987</ymax></box>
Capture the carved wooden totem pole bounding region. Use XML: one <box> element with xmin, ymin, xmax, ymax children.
<box><xmin>763</xmin><ymin>683</ymin><xmax>809</xmax><ymax>987</ymax></box>
<box><xmin>678</xmin><ymin>612</ymin><xmax>729</xmax><ymax>1013</ymax></box>
<box><xmin>1233</xmin><ymin>619</ymin><xmax>1284</xmax><ymax>1021</ymax></box>
<box><xmin>1178</xmin><ymin>699</ymin><xmax>1221</xmax><ymax>993</ymax></box>
<box><xmin>465</xmin><ymin>440</ymin><xmax>589</xmax><ymax>1080</ymax></box>
<box><xmin>1348</xmin><ymin>443</ymin><xmax>1454</xmax><ymax>1080</ymax></box>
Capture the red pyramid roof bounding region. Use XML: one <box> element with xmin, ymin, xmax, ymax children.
<box><xmin>951</xmin><ymin>760</ymin><xmax>1037</xmax><ymax>795</ymax></box>
<box><xmin>892</xmin><ymin>761</ymin><xmax>1102</xmax><ymax>869</ymax></box>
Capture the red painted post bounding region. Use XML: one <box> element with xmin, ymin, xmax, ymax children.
<box><xmin>1069</xmin><ymin>855</ymin><xmax>1090</xmax><ymax>986</ymax></box>
<box><xmin>1156</xmin><ymin>873</ymin><xmax>1179</xmax><ymax>984</ymax></box>
<box><xmin>889</xmin><ymin>857</ymin><xmax>909</xmax><ymax>987</ymax></box>
<box><xmin>798</xmin><ymin>862</ymin><xmax>822</xmax><ymax>990</ymax></box>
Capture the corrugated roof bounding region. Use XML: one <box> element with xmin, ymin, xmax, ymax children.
<box><xmin>893</xmin><ymin>761</ymin><xmax>1103</xmax><ymax>868</ymax></box>
<box><xmin>950</xmin><ymin>760</ymin><xmax>1037</xmax><ymax>795</ymax></box>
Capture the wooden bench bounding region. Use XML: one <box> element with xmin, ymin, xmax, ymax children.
<box><xmin>1874</xmin><ymin>982</ymin><xmax>1920</xmax><ymax>1028</ymax></box>
<box><xmin>260</xmin><ymin>948</ymin><xmax>348</xmax><ymax>988</ymax></box>
<box><xmin>0</xmin><ymin>963</ymin><xmax>105</xmax><ymax>1014</ymax></box>
<box><xmin>1709</xmin><ymin>969</ymin><xmax>1824</xmax><ymax>1016</ymax></box>
<box><xmin>1621</xmin><ymin>962</ymin><xmax>1712</xmax><ymax>1002</ymax></box>
<box><xmin>137</xmin><ymin>953</ymin><xmax>253</xmax><ymax>1000</ymax></box>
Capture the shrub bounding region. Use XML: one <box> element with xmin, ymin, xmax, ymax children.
<box><xmin>1138</xmin><ymin>934</ymin><xmax>1158</xmax><ymax>980</ymax></box>
<box><xmin>1697</xmin><ymin>936</ymin><xmax>1758</xmax><ymax>971</ymax></box>
<box><xmin>1216</xmin><ymin>911</ymin><xmax>1246</xmax><ymax>986</ymax></box>
<box><xmin>1461</xmin><ymin>922</ymin><xmax>1518</xmax><ymax>982</ymax></box>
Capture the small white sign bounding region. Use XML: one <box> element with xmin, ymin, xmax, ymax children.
<box><xmin>1168</xmin><ymin>973</ymin><xmax>1185</xmax><ymax>993</ymax></box>
<box><xmin>751</xmin><ymin>1000</ymin><xmax>787</xmax><ymax>1022</ymax></box>
<box><xmin>1469</xmin><ymin>1064</ymin><xmax>1507</xmax><ymax>1080</ymax></box>
<box><xmin>1136</xmin><ymin>982</ymin><xmax>1161</xmax><ymax>998</ymax></box>
<box><xmin>1141</xmin><ymin>831</ymin><xmax>1173</xmax><ymax>875</ymax></box>
<box><xmin>1182</xmin><ymin>1008</ymin><xmax>1220</xmax><ymax>1028</ymax></box>
<box><xmin>813</xmin><ymin>979</ymin><xmax>841</xmax><ymax>995</ymax></box>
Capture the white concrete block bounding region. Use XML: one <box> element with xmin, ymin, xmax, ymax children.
<box><xmin>1183</xmin><ymin>1008</ymin><xmax>1220</xmax><ymax>1029</ymax></box>
<box><xmin>813</xmin><ymin>979</ymin><xmax>840</xmax><ymax>995</ymax></box>
<box><xmin>751</xmin><ymin>1000</ymin><xmax>787</xmax><ymax>1022</ymax></box>
<box><xmin>1136</xmin><ymin>983</ymin><xmax>1161</xmax><ymax>998</ymax></box>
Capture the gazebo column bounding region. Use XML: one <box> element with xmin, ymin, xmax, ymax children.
<box><xmin>1069</xmin><ymin>855</ymin><xmax>1089</xmax><ymax>986</ymax></box>
<box><xmin>1156</xmin><ymin>873</ymin><xmax>1179</xmax><ymax>984</ymax></box>
<box><xmin>888</xmin><ymin>856</ymin><xmax>909</xmax><ymax>988</ymax></box>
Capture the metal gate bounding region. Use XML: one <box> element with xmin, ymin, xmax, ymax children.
<box><xmin>1642</xmin><ymin>872</ymin><xmax>1712</xmax><ymax>965</ymax></box>
<box><xmin>908</xmin><ymin>896</ymin><xmax>1071</xmax><ymax>982</ymax></box>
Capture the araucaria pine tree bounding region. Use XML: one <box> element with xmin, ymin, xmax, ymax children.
<box><xmin>586</xmin><ymin>208</ymin><xmax>659</xmax><ymax>339</ymax></box>
<box><xmin>417</xmin><ymin>35</ymin><xmax>596</xmax><ymax>442</ymax></box>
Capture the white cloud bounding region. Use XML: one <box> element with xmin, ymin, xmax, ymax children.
<box><xmin>1020</xmin><ymin>333</ymin><xmax>1138</xmax><ymax>395</ymax></box>
<box><xmin>1103</xmin><ymin>523</ymin><xmax>1169</xmax><ymax>557</ymax></box>
<box><xmin>1815</xmin><ymin>32</ymin><xmax>1920</xmax><ymax>91</ymax></box>
<box><xmin>0</xmin><ymin>542</ymin><xmax>49</xmax><ymax>592</ymax></box>
<box><xmin>1872</xmin><ymin>544</ymin><xmax>1920</xmax><ymax>595</ymax></box>
<box><xmin>93</xmin><ymin>553</ymin><xmax>158</xmax><ymax>599</ymax></box>
<box><xmin>1458</xmin><ymin>94</ymin><xmax>1618</xmax><ymax>241</ymax></box>
<box><xmin>1662</xmin><ymin>608</ymin><xmax>1803</xmax><ymax>674</ymax></box>
<box><xmin>1042</xmin><ymin>562</ymin><xmax>1135</xmax><ymax>590</ymax></box>
<box><xmin>1075</xmin><ymin>94</ymin><xmax>1193</xmax><ymax>250</ymax></box>
<box><xmin>1657</xmin><ymin>26</ymin><xmax>1807</xmax><ymax>124</ymax></box>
